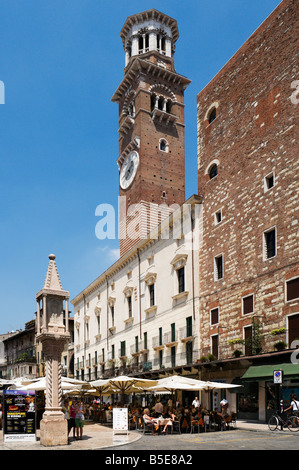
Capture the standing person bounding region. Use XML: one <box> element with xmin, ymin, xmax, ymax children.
<box><xmin>75</xmin><ymin>400</ymin><xmax>86</xmax><ymax>440</ymax></box>
<box><xmin>154</xmin><ymin>400</ymin><xmax>164</xmax><ymax>416</ymax></box>
<box><xmin>192</xmin><ymin>397</ymin><xmax>200</xmax><ymax>408</ymax></box>
<box><xmin>284</xmin><ymin>394</ymin><xmax>299</xmax><ymax>416</ymax></box>
<box><xmin>0</xmin><ymin>402</ymin><xmax>3</xmax><ymax>430</ymax></box>
<box><xmin>69</xmin><ymin>401</ymin><xmax>77</xmax><ymax>438</ymax></box>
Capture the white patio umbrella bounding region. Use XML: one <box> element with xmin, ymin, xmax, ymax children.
<box><xmin>144</xmin><ymin>375</ymin><xmax>207</xmax><ymax>392</ymax></box>
<box><xmin>18</xmin><ymin>377</ymin><xmax>84</xmax><ymax>392</ymax></box>
<box><xmin>99</xmin><ymin>375</ymin><xmax>159</xmax><ymax>404</ymax></box>
<box><xmin>197</xmin><ymin>381</ymin><xmax>243</xmax><ymax>391</ymax></box>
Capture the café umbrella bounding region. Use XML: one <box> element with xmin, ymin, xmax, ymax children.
<box><xmin>98</xmin><ymin>375</ymin><xmax>159</xmax><ymax>404</ymax></box>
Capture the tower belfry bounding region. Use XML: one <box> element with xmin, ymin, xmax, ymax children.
<box><xmin>112</xmin><ymin>9</ymin><xmax>191</xmax><ymax>256</ymax></box>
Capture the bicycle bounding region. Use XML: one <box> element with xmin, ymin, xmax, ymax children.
<box><xmin>268</xmin><ymin>411</ymin><xmax>299</xmax><ymax>432</ymax></box>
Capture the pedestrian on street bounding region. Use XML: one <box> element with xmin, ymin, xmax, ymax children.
<box><xmin>192</xmin><ymin>397</ymin><xmax>200</xmax><ymax>408</ymax></box>
<box><xmin>75</xmin><ymin>400</ymin><xmax>86</xmax><ymax>440</ymax></box>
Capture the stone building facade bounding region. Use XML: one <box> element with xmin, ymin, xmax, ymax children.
<box><xmin>196</xmin><ymin>0</ymin><xmax>299</xmax><ymax>420</ymax></box>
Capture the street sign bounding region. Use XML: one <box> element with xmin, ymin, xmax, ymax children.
<box><xmin>273</xmin><ymin>370</ymin><xmax>283</xmax><ymax>384</ymax></box>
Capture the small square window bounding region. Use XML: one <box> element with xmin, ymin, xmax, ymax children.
<box><xmin>214</xmin><ymin>255</ymin><xmax>223</xmax><ymax>280</ymax></box>
<box><xmin>243</xmin><ymin>295</ymin><xmax>254</xmax><ymax>315</ymax></box>
<box><xmin>264</xmin><ymin>172</ymin><xmax>275</xmax><ymax>192</ymax></box>
<box><xmin>286</xmin><ymin>277</ymin><xmax>299</xmax><ymax>302</ymax></box>
<box><xmin>214</xmin><ymin>210</ymin><xmax>222</xmax><ymax>225</ymax></box>
<box><xmin>263</xmin><ymin>227</ymin><xmax>276</xmax><ymax>260</ymax></box>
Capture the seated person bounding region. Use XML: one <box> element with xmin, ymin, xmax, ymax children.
<box><xmin>143</xmin><ymin>408</ymin><xmax>159</xmax><ymax>435</ymax></box>
<box><xmin>213</xmin><ymin>407</ymin><xmax>226</xmax><ymax>428</ymax></box>
<box><xmin>220</xmin><ymin>399</ymin><xmax>232</xmax><ymax>425</ymax></box>
<box><xmin>192</xmin><ymin>410</ymin><xmax>204</xmax><ymax>428</ymax></box>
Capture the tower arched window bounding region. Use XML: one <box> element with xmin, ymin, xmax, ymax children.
<box><xmin>159</xmin><ymin>138</ymin><xmax>169</xmax><ymax>152</ymax></box>
<box><xmin>208</xmin><ymin>107</ymin><xmax>217</xmax><ymax>124</ymax></box>
<box><xmin>208</xmin><ymin>163</ymin><xmax>218</xmax><ymax>180</ymax></box>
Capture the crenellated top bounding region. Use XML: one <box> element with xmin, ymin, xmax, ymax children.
<box><xmin>120</xmin><ymin>9</ymin><xmax>179</xmax><ymax>68</ymax></box>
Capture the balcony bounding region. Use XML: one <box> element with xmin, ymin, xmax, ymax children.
<box><xmin>164</xmin><ymin>331</ymin><xmax>178</xmax><ymax>348</ymax></box>
<box><xmin>179</xmin><ymin>326</ymin><xmax>194</xmax><ymax>343</ymax></box>
<box><xmin>152</xmin><ymin>336</ymin><xmax>164</xmax><ymax>351</ymax></box>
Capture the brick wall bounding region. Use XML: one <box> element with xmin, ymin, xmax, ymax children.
<box><xmin>196</xmin><ymin>0</ymin><xmax>299</xmax><ymax>358</ymax></box>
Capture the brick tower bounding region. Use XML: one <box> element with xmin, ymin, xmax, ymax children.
<box><xmin>112</xmin><ymin>9</ymin><xmax>191</xmax><ymax>256</ymax></box>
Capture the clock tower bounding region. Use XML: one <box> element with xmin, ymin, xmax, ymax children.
<box><xmin>112</xmin><ymin>9</ymin><xmax>191</xmax><ymax>256</ymax></box>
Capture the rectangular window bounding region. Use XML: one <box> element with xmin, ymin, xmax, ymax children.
<box><xmin>210</xmin><ymin>308</ymin><xmax>219</xmax><ymax>325</ymax></box>
<box><xmin>159</xmin><ymin>327</ymin><xmax>163</xmax><ymax>346</ymax></box>
<box><xmin>159</xmin><ymin>349</ymin><xmax>163</xmax><ymax>368</ymax></box>
<box><xmin>286</xmin><ymin>277</ymin><xmax>299</xmax><ymax>302</ymax></box>
<box><xmin>178</xmin><ymin>267</ymin><xmax>185</xmax><ymax>293</ymax></box>
<box><xmin>149</xmin><ymin>283</ymin><xmax>155</xmax><ymax>306</ymax></box>
<box><xmin>214</xmin><ymin>210</ymin><xmax>222</xmax><ymax>225</ymax></box>
<box><xmin>111</xmin><ymin>306</ymin><xmax>115</xmax><ymax>326</ymax></box>
<box><xmin>111</xmin><ymin>344</ymin><xmax>115</xmax><ymax>360</ymax></box>
<box><xmin>263</xmin><ymin>227</ymin><xmax>276</xmax><ymax>260</ymax></box>
<box><xmin>288</xmin><ymin>314</ymin><xmax>299</xmax><ymax>348</ymax></box>
<box><xmin>171</xmin><ymin>346</ymin><xmax>176</xmax><ymax>367</ymax></box>
<box><xmin>211</xmin><ymin>335</ymin><xmax>218</xmax><ymax>359</ymax></box>
<box><xmin>135</xmin><ymin>336</ymin><xmax>139</xmax><ymax>353</ymax></box>
<box><xmin>128</xmin><ymin>296</ymin><xmax>132</xmax><ymax>317</ymax></box>
<box><xmin>243</xmin><ymin>295</ymin><xmax>254</xmax><ymax>315</ymax></box>
<box><xmin>244</xmin><ymin>326</ymin><xmax>252</xmax><ymax>356</ymax></box>
<box><xmin>186</xmin><ymin>316</ymin><xmax>192</xmax><ymax>337</ymax></box>
<box><xmin>264</xmin><ymin>171</ymin><xmax>275</xmax><ymax>192</ymax></box>
<box><xmin>171</xmin><ymin>323</ymin><xmax>176</xmax><ymax>342</ymax></box>
<box><xmin>144</xmin><ymin>332</ymin><xmax>148</xmax><ymax>350</ymax></box>
<box><xmin>186</xmin><ymin>341</ymin><xmax>193</xmax><ymax>364</ymax></box>
<box><xmin>214</xmin><ymin>254</ymin><xmax>223</xmax><ymax>280</ymax></box>
<box><xmin>120</xmin><ymin>341</ymin><xmax>126</xmax><ymax>357</ymax></box>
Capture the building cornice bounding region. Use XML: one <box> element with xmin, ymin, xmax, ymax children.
<box><xmin>111</xmin><ymin>57</ymin><xmax>191</xmax><ymax>103</ymax></box>
<box><xmin>71</xmin><ymin>194</ymin><xmax>202</xmax><ymax>307</ymax></box>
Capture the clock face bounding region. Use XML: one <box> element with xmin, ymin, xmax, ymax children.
<box><xmin>119</xmin><ymin>151</ymin><xmax>139</xmax><ymax>190</ymax></box>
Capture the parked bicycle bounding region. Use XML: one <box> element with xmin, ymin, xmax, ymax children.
<box><xmin>268</xmin><ymin>411</ymin><xmax>299</xmax><ymax>432</ymax></box>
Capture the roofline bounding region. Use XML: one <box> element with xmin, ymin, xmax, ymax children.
<box><xmin>71</xmin><ymin>194</ymin><xmax>202</xmax><ymax>306</ymax></box>
<box><xmin>120</xmin><ymin>9</ymin><xmax>179</xmax><ymax>47</ymax></box>
<box><xmin>197</xmin><ymin>0</ymin><xmax>286</xmax><ymax>100</ymax></box>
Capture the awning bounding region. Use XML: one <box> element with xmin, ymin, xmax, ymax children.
<box><xmin>241</xmin><ymin>363</ymin><xmax>299</xmax><ymax>382</ymax></box>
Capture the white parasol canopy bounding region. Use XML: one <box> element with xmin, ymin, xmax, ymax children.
<box><xmin>18</xmin><ymin>377</ymin><xmax>83</xmax><ymax>392</ymax></box>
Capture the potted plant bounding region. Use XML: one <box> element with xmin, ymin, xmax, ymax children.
<box><xmin>274</xmin><ymin>340</ymin><xmax>287</xmax><ymax>351</ymax></box>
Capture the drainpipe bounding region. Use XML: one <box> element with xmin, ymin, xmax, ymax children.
<box><xmin>106</xmin><ymin>276</ymin><xmax>109</xmax><ymax>350</ymax></box>
<box><xmin>191</xmin><ymin>205</ymin><xmax>195</xmax><ymax>321</ymax></box>
<box><xmin>137</xmin><ymin>248</ymin><xmax>142</xmax><ymax>339</ymax></box>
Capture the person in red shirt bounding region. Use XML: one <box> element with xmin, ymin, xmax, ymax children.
<box><xmin>68</xmin><ymin>401</ymin><xmax>76</xmax><ymax>438</ymax></box>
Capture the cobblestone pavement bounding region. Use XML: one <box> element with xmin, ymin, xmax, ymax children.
<box><xmin>0</xmin><ymin>420</ymin><xmax>298</xmax><ymax>451</ymax></box>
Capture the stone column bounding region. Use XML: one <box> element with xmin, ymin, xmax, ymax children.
<box><xmin>39</xmin><ymin>335</ymin><xmax>69</xmax><ymax>446</ymax></box>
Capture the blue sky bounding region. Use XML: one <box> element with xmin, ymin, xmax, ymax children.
<box><xmin>0</xmin><ymin>0</ymin><xmax>282</xmax><ymax>332</ymax></box>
